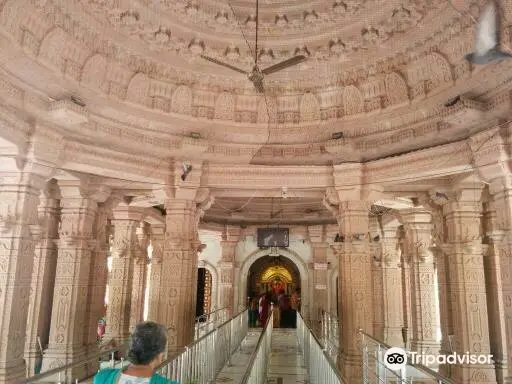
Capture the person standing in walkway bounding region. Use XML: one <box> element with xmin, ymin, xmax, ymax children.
<box><xmin>259</xmin><ymin>292</ymin><xmax>271</xmax><ymax>327</ymax></box>
<box><xmin>290</xmin><ymin>288</ymin><xmax>301</xmax><ymax>328</ymax></box>
<box><xmin>93</xmin><ymin>322</ymin><xmax>178</xmax><ymax>384</ymax></box>
<box><xmin>278</xmin><ymin>289</ymin><xmax>291</xmax><ymax>328</ymax></box>
<box><xmin>248</xmin><ymin>295</ymin><xmax>259</xmax><ymax>327</ymax></box>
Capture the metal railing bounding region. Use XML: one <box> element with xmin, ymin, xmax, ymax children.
<box><xmin>240</xmin><ymin>311</ymin><xmax>274</xmax><ymax>384</ymax></box>
<box><xmin>22</xmin><ymin>341</ymin><xmax>131</xmax><ymax>384</ymax></box>
<box><xmin>195</xmin><ymin>307</ymin><xmax>229</xmax><ymax>340</ymax></box>
<box><xmin>297</xmin><ymin>312</ymin><xmax>342</xmax><ymax>384</ymax></box>
<box><xmin>321</xmin><ymin>310</ymin><xmax>340</xmax><ymax>362</ymax></box>
<box><xmin>155</xmin><ymin>309</ymin><xmax>248</xmax><ymax>384</ymax></box>
<box><xmin>359</xmin><ymin>330</ymin><xmax>454</xmax><ymax>384</ymax></box>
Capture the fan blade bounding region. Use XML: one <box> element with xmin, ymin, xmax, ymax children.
<box><xmin>252</xmin><ymin>78</ymin><xmax>265</xmax><ymax>93</ymax></box>
<box><xmin>261</xmin><ymin>55</ymin><xmax>307</xmax><ymax>75</ymax></box>
<box><xmin>200</xmin><ymin>55</ymin><xmax>248</xmax><ymax>74</ymax></box>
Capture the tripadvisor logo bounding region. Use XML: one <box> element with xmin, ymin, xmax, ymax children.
<box><xmin>410</xmin><ymin>352</ymin><xmax>493</xmax><ymax>366</ymax></box>
<box><xmin>383</xmin><ymin>347</ymin><xmax>494</xmax><ymax>371</ymax></box>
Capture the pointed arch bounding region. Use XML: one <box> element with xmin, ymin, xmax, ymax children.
<box><xmin>300</xmin><ymin>92</ymin><xmax>320</xmax><ymax>122</ymax></box>
<box><xmin>81</xmin><ymin>54</ymin><xmax>108</xmax><ymax>91</ymax></box>
<box><xmin>126</xmin><ymin>72</ymin><xmax>150</xmax><ymax>106</ymax></box>
<box><xmin>38</xmin><ymin>27</ymin><xmax>67</xmax><ymax>71</ymax></box>
<box><xmin>171</xmin><ymin>85</ymin><xmax>192</xmax><ymax>114</ymax></box>
<box><xmin>385</xmin><ymin>72</ymin><xmax>409</xmax><ymax>105</ymax></box>
<box><xmin>342</xmin><ymin>85</ymin><xmax>364</xmax><ymax>115</ymax></box>
<box><xmin>214</xmin><ymin>92</ymin><xmax>235</xmax><ymax>120</ymax></box>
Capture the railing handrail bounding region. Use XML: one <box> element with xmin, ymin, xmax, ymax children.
<box><xmin>299</xmin><ymin>312</ymin><xmax>342</xmax><ymax>380</ymax></box>
<box><xmin>358</xmin><ymin>329</ymin><xmax>455</xmax><ymax>384</ymax></box>
<box><xmin>240</xmin><ymin>311</ymin><xmax>273</xmax><ymax>383</ymax></box>
<box><xmin>156</xmin><ymin>309</ymin><xmax>247</xmax><ymax>371</ymax></box>
<box><xmin>195</xmin><ymin>307</ymin><xmax>228</xmax><ymax>322</ymax></box>
<box><xmin>23</xmin><ymin>323</ymin><xmax>175</xmax><ymax>383</ymax></box>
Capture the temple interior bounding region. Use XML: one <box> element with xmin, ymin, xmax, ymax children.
<box><xmin>1</xmin><ymin>0</ymin><xmax>512</xmax><ymax>383</ymax></box>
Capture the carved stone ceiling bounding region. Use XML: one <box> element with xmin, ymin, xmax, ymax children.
<box><xmin>202</xmin><ymin>196</ymin><xmax>336</xmax><ymax>224</ymax></box>
<box><xmin>2</xmin><ymin>0</ymin><xmax>512</xmax><ymax>226</ymax></box>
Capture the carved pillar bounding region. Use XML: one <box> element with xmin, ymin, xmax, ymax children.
<box><xmin>130</xmin><ymin>222</ymin><xmax>150</xmax><ymax>330</ymax></box>
<box><xmin>333</xmin><ymin>201</ymin><xmax>372</xmax><ymax>383</ymax></box>
<box><xmin>160</xmin><ymin>199</ymin><xmax>200</xmax><ymax>351</ymax></box>
<box><xmin>84</xmin><ymin>197</ymin><xmax>114</xmax><ymax>371</ymax></box>
<box><xmin>219</xmin><ymin>226</ymin><xmax>240</xmax><ymax>316</ymax></box>
<box><xmin>380</xmin><ymin>217</ymin><xmax>404</xmax><ymax>347</ymax></box>
<box><xmin>442</xmin><ymin>180</ymin><xmax>496</xmax><ymax>383</ymax></box>
<box><xmin>433</xmin><ymin>244</ymin><xmax>453</xmax><ymax>376</ymax></box>
<box><xmin>103</xmin><ymin>204</ymin><xmax>145</xmax><ymax>344</ymax></box>
<box><xmin>486</xmin><ymin>177</ymin><xmax>512</xmax><ymax>384</ymax></box>
<box><xmin>399</xmin><ymin>227</ymin><xmax>413</xmax><ymax>349</ymax></box>
<box><xmin>147</xmin><ymin>224</ymin><xmax>165</xmax><ymax>322</ymax></box>
<box><xmin>401</xmin><ymin>209</ymin><xmax>439</xmax><ymax>355</ymax></box>
<box><xmin>24</xmin><ymin>181</ymin><xmax>60</xmax><ymax>376</ymax></box>
<box><xmin>0</xmin><ymin>160</ymin><xmax>48</xmax><ymax>382</ymax></box>
<box><xmin>369</xmin><ymin>216</ymin><xmax>384</xmax><ymax>340</ymax></box>
<box><xmin>308</xmin><ymin>225</ymin><xmax>329</xmax><ymax>333</ymax></box>
<box><xmin>42</xmin><ymin>179</ymin><xmax>99</xmax><ymax>376</ymax></box>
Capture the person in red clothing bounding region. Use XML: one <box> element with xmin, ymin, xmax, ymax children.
<box><xmin>259</xmin><ymin>292</ymin><xmax>271</xmax><ymax>327</ymax></box>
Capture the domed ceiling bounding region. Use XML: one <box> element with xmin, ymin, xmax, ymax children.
<box><xmin>1</xmin><ymin>0</ymin><xmax>512</xmax><ymax>168</ymax></box>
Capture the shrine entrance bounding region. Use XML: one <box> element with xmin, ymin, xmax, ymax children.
<box><xmin>246</xmin><ymin>255</ymin><xmax>300</xmax><ymax>302</ymax></box>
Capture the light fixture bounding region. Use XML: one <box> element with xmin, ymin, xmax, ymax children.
<box><xmin>181</xmin><ymin>162</ymin><xmax>192</xmax><ymax>181</ymax></box>
<box><xmin>281</xmin><ymin>186</ymin><xmax>288</xmax><ymax>199</ymax></box>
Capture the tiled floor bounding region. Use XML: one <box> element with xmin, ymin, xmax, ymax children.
<box><xmin>215</xmin><ymin>328</ymin><xmax>262</xmax><ymax>383</ymax></box>
<box><xmin>215</xmin><ymin>327</ymin><xmax>307</xmax><ymax>384</ymax></box>
<box><xmin>267</xmin><ymin>329</ymin><xmax>307</xmax><ymax>384</ymax></box>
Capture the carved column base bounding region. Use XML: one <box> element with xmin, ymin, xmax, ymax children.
<box><xmin>383</xmin><ymin>327</ymin><xmax>404</xmax><ymax>348</ymax></box>
<box><xmin>41</xmin><ymin>347</ymin><xmax>88</xmax><ymax>381</ymax></box>
<box><xmin>410</xmin><ymin>339</ymin><xmax>440</xmax><ymax>355</ymax></box>
<box><xmin>24</xmin><ymin>348</ymin><xmax>42</xmax><ymax>377</ymax></box>
<box><xmin>0</xmin><ymin>361</ymin><xmax>26</xmax><ymax>384</ymax></box>
<box><xmin>450</xmin><ymin>364</ymin><xmax>497</xmax><ymax>384</ymax></box>
<box><xmin>338</xmin><ymin>352</ymin><xmax>363</xmax><ymax>384</ymax></box>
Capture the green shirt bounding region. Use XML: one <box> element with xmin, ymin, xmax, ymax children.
<box><xmin>93</xmin><ymin>368</ymin><xmax>178</xmax><ymax>384</ymax></box>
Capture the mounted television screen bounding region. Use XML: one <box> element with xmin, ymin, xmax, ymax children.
<box><xmin>257</xmin><ymin>228</ymin><xmax>289</xmax><ymax>248</ymax></box>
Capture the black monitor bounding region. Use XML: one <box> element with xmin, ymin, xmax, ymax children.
<box><xmin>257</xmin><ymin>228</ymin><xmax>289</xmax><ymax>248</ymax></box>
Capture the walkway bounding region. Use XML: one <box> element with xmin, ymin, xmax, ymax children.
<box><xmin>267</xmin><ymin>329</ymin><xmax>307</xmax><ymax>384</ymax></box>
<box><xmin>215</xmin><ymin>328</ymin><xmax>262</xmax><ymax>383</ymax></box>
<box><xmin>215</xmin><ymin>328</ymin><xmax>307</xmax><ymax>384</ymax></box>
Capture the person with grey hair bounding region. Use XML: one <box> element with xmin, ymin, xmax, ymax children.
<box><xmin>93</xmin><ymin>322</ymin><xmax>178</xmax><ymax>384</ymax></box>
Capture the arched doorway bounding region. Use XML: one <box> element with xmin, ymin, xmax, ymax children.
<box><xmin>247</xmin><ymin>255</ymin><xmax>300</xmax><ymax>300</ymax></box>
<box><xmin>237</xmin><ymin>248</ymin><xmax>309</xmax><ymax>319</ymax></box>
<box><xmin>196</xmin><ymin>267</ymin><xmax>212</xmax><ymax>318</ymax></box>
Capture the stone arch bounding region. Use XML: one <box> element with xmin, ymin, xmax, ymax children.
<box><xmin>424</xmin><ymin>52</ymin><xmax>454</xmax><ymax>92</ymax></box>
<box><xmin>171</xmin><ymin>85</ymin><xmax>192</xmax><ymax>114</ymax></box>
<box><xmin>257</xmin><ymin>97</ymin><xmax>277</xmax><ymax>124</ymax></box>
<box><xmin>214</xmin><ymin>92</ymin><xmax>235</xmax><ymax>120</ymax></box>
<box><xmin>198</xmin><ymin>259</ymin><xmax>218</xmax><ymax>311</ymax></box>
<box><xmin>342</xmin><ymin>85</ymin><xmax>364</xmax><ymax>115</ymax></box>
<box><xmin>81</xmin><ymin>53</ymin><xmax>108</xmax><ymax>92</ymax></box>
<box><xmin>126</xmin><ymin>72</ymin><xmax>151</xmax><ymax>106</ymax></box>
<box><xmin>385</xmin><ymin>72</ymin><xmax>409</xmax><ymax>106</ymax></box>
<box><xmin>300</xmin><ymin>92</ymin><xmax>320</xmax><ymax>122</ymax></box>
<box><xmin>237</xmin><ymin>247</ymin><xmax>309</xmax><ymax>318</ymax></box>
<box><xmin>38</xmin><ymin>27</ymin><xmax>67</xmax><ymax>71</ymax></box>
<box><xmin>0</xmin><ymin>0</ymin><xmax>29</xmax><ymax>42</ymax></box>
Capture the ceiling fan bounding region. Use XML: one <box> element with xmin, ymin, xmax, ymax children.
<box><xmin>200</xmin><ymin>0</ymin><xmax>307</xmax><ymax>93</ymax></box>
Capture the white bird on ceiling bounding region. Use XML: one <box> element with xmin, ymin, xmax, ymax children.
<box><xmin>465</xmin><ymin>1</ymin><xmax>512</xmax><ymax>64</ymax></box>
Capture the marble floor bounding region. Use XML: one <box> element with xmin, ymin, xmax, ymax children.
<box><xmin>215</xmin><ymin>328</ymin><xmax>262</xmax><ymax>383</ymax></box>
<box><xmin>215</xmin><ymin>327</ymin><xmax>307</xmax><ymax>384</ymax></box>
<box><xmin>267</xmin><ymin>329</ymin><xmax>307</xmax><ymax>384</ymax></box>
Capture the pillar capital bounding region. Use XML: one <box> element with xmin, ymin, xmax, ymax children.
<box><xmin>307</xmin><ymin>224</ymin><xmax>327</xmax><ymax>243</ymax></box>
<box><xmin>221</xmin><ymin>225</ymin><xmax>241</xmax><ymax>242</ymax></box>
